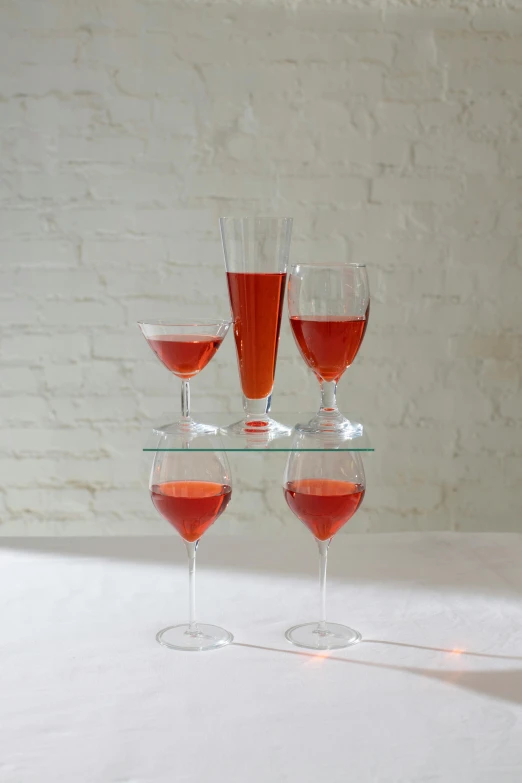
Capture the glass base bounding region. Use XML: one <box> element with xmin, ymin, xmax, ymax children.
<box><xmin>285</xmin><ymin>622</ymin><xmax>362</xmax><ymax>651</ymax></box>
<box><xmin>153</xmin><ymin>418</ymin><xmax>218</xmax><ymax>437</ymax></box>
<box><xmin>222</xmin><ymin>415</ymin><xmax>292</xmax><ymax>438</ymax></box>
<box><xmin>156</xmin><ymin>623</ymin><xmax>233</xmax><ymax>651</ymax></box>
<box><xmin>296</xmin><ymin>411</ymin><xmax>363</xmax><ymax>439</ymax></box>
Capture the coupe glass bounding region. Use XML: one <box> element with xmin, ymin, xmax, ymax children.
<box><xmin>138</xmin><ymin>319</ymin><xmax>230</xmax><ymax>436</ymax></box>
<box><xmin>150</xmin><ymin>434</ymin><xmax>234</xmax><ymax>651</ymax></box>
<box><xmin>220</xmin><ymin>216</ymin><xmax>293</xmax><ymax>437</ymax></box>
<box><xmin>288</xmin><ymin>263</ymin><xmax>369</xmax><ymax>438</ymax></box>
<box><xmin>283</xmin><ymin>433</ymin><xmax>366</xmax><ymax>650</ymax></box>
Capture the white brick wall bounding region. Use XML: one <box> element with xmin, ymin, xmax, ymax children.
<box><xmin>1</xmin><ymin>0</ymin><xmax>521</xmax><ymax>536</ymax></box>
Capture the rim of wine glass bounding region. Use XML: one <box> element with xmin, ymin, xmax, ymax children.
<box><xmin>137</xmin><ymin>318</ymin><xmax>232</xmax><ymax>327</ymax></box>
<box><xmin>290</xmin><ymin>262</ymin><xmax>366</xmax><ymax>270</ymax></box>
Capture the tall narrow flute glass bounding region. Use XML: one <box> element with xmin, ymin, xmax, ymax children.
<box><xmin>283</xmin><ymin>432</ymin><xmax>366</xmax><ymax>650</ymax></box>
<box><xmin>288</xmin><ymin>263</ymin><xmax>369</xmax><ymax>438</ymax></box>
<box><xmin>220</xmin><ymin>216</ymin><xmax>293</xmax><ymax>437</ymax></box>
<box><xmin>138</xmin><ymin>319</ymin><xmax>231</xmax><ymax>436</ymax></box>
<box><xmin>150</xmin><ymin>434</ymin><xmax>234</xmax><ymax>651</ymax></box>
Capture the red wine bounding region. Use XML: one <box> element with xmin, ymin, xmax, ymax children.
<box><xmin>151</xmin><ymin>480</ymin><xmax>232</xmax><ymax>542</ymax></box>
<box><xmin>226</xmin><ymin>272</ymin><xmax>286</xmax><ymax>399</ymax></box>
<box><xmin>146</xmin><ymin>334</ymin><xmax>223</xmax><ymax>379</ymax></box>
<box><xmin>290</xmin><ymin>313</ymin><xmax>368</xmax><ymax>383</ymax></box>
<box><xmin>284</xmin><ymin>478</ymin><xmax>365</xmax><ymax>541</ymax></box>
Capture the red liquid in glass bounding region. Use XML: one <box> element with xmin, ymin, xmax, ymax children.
<box><xmin>151</xmin><ymin>481</ymin><xmax>232</xmax><ymax>542</ymax></box>
<box><xmin>146</xmin><ymin>334</ymin><xmax>223</xmax><ymax>378</ymax></box>
<box><xmin>226</xmin><ymin>272</ymin><xmax>286</xmax><ymax>399</ymax></box>
<box><xmin>284</xmin><ymin>479</ymin><xmax>365</xmax><ymax>541</ymax></box>
<box><xmin>290</xmin><ymin>313</ymin><xmax>368</xmax><ymax>383</ymax></box>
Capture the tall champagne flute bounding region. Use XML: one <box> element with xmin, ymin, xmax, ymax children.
<box><xmin>220</xmin><ymin>216</ymin><xmax>293</xmax><ymax>437</ymax></box>
<box><xmin>150</xmin><ymin>434</ymin><xmax>233</xmax><ymax>651</ymax></box>
<box><xmin>283</xmin><ymin>433</ymin><xmax>366</xmax><ymax>650</ymax></box>
<box><xmin>138</xmin><ymin>319</ymin><xmax>231</xmax><ymax>436</ymax></box>
<box><xmin>288</xmin><ymin>263</ymin><xmax>369</xmax><ymax>438</ymax></box>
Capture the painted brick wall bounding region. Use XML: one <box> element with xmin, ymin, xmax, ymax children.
<box><xmin>1</xmin><ymin>0</ymin><xmax>521</xmax><ymax>535</ymax></box>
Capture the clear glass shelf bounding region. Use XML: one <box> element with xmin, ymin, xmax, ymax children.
<box><xmin>143</xmin><ymin>413</ymin><xmax>373</xmax><ymax>452</ymax></box>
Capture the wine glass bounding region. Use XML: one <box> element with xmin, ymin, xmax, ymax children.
<box><xmin>220</xmin><ymin>216</ymin><xmax>293</xmax><ymax>437</ymax></box>
<box><xmin>138</xmin><ymin>319</ymin><xmax>231</xmax><ymax>436</ymax></box>
<box><xmin>283</xmin><ymin>433</ymin><xmax>366</xmax><ymax>650</ymax></box>
<box><xmin>150</xmin><ymin>434</ymin><xmax>233</xmax><ymax>651</ymax></box>
<box><xmin>288</xmin><ymin>263</ymin><xmax>369</xmax><ymax>438</ymax></box>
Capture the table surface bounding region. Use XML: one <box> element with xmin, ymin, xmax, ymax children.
<box><xmin>1</xmin><ymin>533</ymin><xmax>522</xmax><ymax>783</ymax></box>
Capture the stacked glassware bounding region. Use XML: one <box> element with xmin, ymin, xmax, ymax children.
<box><xmin>138</xmin><ymin>217</ymin><xmax>373</xmax><ymax>652</ymax></box>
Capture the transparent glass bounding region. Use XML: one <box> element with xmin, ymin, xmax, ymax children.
<box><xmin>283</xmin><ymin>432</ymin><xmax>366</xmax><ymax>650</ymax></box>
<box><xmin>150</xmin><ymin>434</ymin><xmax>234</xmax><ymax>651</ymax></box>
<box><xmin>220</xmin><ymin>216</ymin><xmax>293</xmax><ymax>437</ymax></box>
<box><xmin>288</xmin><ymin>263</ymin><xmax>370</xmax><ymax>439</ymax></box>
<box><xmin>138</xmin><ymin>319</ymin><xmax>231</xmax><ymax>436</ymax></box>
<box><xmin>143</xmin><ymin>413</ymin><xmax>373</xmax><ymax>452</ymax></box>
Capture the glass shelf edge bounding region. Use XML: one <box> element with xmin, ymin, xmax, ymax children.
<box><xmin>143</xmin><ymin>413</ymin><xmax>374</xmax><ymax>453</ymax></box>
<box><xmin>142</xmin><ymin>448</ymin><xmax>374</xmax><ymax>452</ymax></box>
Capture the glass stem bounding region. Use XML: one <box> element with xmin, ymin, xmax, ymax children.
<box><xmin>317</xmin><ymin>539</ymin><xmax>330</xmax><ymax>632</ymax></box>
<box><xmin>320</xmin><ymin>380</ymin><xmax>338</xmax><ymax>413</ymax></box>
<box><xmin>243</xmin><ymin>395</ymin><xmax>270</xmax><ymax>418</ymax></box>
<box><xmin>185</xmin><ymin>540</ymin><xmax>198</xmax><ymax>633</ymax></box>
<box><xmin>181</xmin><ymin>379</ymin><xmax>190</xmax><ymax>420</ymax></box>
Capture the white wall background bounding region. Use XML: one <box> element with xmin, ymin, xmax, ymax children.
<box><xmin>1</xmin><ymin>0</ymin><xmax>521</xmax><ymax>536</ymax></box>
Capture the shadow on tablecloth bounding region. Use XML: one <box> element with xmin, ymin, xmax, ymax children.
<box><xmin>1</xmin><ymin>533</ymin><xmax>521</xmax><ymax>596</ymax></box>
<box><xmin>233</xmin><ymin>641</ymin><xmax>522</xmax><ymax>706</ymax></box>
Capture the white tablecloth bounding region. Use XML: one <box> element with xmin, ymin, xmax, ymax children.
<box><xmin>1</xmin><ymin>533</ymin><xmax>522</xmax><ymax>783</ymax></box>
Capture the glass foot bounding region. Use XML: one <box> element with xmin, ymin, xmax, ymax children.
<box><xmin>222</xmin><ymin>415</ymin><xmax>291</xmax><ymax>438</ymax></box>
<box><xmin>296</xmin><ymin>411</ymin><xmax>363</xmax><ymax>440</ymax></box>
<box><xmin>156</xmin><ymin>623</ymin><xmax>233</xmax><ymax>651</ymax></box>
<box><xmin>153</xmin><ymin>418</ymin><xmax>218</xmax><ymax>437</ymax></box>
<box><xmin>285</xmin><ymin>622</ymin><xmax>362</xmax><ymax>651</ymax></box>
